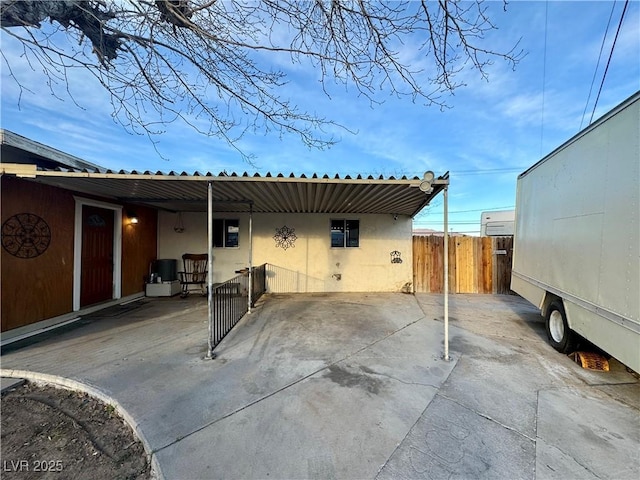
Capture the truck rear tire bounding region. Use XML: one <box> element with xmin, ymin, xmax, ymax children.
<box><xmin>545</xmin><ymin>300</ymin><xmax>576</xmax><ymax>353</ymax></box>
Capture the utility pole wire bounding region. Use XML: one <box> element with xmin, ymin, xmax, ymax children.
<box><xmin>539</xmin><ymin>0</ymin><xmax>548</xmax><ymax>157</ymax></box>
<box><xmin>580</xmin><ymin>1</ymin><xmax>617</xmax><ymax>131</ymax></box>
<box><xmin>589</xmin><ymin>0</ymin><xmax>629</xmax><ymax>126</ymax></box>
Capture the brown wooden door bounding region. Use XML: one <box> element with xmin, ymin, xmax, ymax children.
<box><xmin>81</xmin><ymin>205</ymin><xmax>114</xmax><ymax>307</ymax></box>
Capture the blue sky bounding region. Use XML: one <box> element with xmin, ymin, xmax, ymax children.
<box><xmin>1</xmin><ymin>1</ymin><xmax>639</xmax><ymax>234</ymax></box>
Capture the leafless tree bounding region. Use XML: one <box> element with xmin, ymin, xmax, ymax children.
<box><xmin>1</xmin><ymin>0</ymin><xmax>522</xmax><ymax>158</ymax></box>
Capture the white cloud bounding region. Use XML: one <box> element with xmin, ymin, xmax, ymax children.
<box><xmin>1</xmin><ymin>0</ymin><xmax>637</xmax><ymax>217</ymax></box>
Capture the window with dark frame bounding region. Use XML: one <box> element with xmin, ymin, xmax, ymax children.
<box><xmin>331</xmin><ymin>219</ymin><xmax>359</xmax><ymax>247</ymax></box>
<box><xmin>212</xmin><ymin>219</ymin><xmax>239</xmax><ymax>248</ymax></box>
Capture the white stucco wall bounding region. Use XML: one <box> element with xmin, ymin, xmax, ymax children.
<box><xmin>157</xmin><ymin>211</ymin><xmax>413</xmax><ymax>292</ymax></box>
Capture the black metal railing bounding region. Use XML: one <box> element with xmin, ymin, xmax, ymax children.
<box><xmin>251</xmin><ymin>263</ymin><xmax>267</xmax><ymax>305</ymax></box>
<box><xmin>210</xmin><ymin>263</ymin><xmax>267</xmax><ymax>350</ymax></box>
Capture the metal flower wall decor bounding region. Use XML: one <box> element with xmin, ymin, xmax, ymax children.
<box><xmin>273</xmin><ymin>225</ymin><xmax>297</xmax><ymax>250</ymax></box>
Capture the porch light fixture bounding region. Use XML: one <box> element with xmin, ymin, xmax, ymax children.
<box><xmin>174</xmin><ymin>212</ymin><xmax>185</xmax><ymax>233</ymax></box>
<box><xmin>419</xmin><ymin>171</ymin><xmax>435</xmax><ymax>194</ymax></box>
<box><xmin>127</xmin><ymin>211</ymin><xmax>139</xmax><ymax>225</ymax></box>
<box><xmin>420</xmin><ymin>171</ymin><xmax>451</xmax><ymax>361</ymax></box>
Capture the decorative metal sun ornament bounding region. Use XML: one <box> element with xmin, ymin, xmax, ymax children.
<box><xmin>273</xmin><ymin>225</ymin><xmax>297</xmax><ymax>250</ymax></box>
<box><xmin>390</xmin><ymin>250</ymin><xmax>403</xmax><ymax>264</ymax></box>
<box><xmin>2</xmin><ymin>213</ymin><xmax>52</xmax><ymax>259</ymax></box>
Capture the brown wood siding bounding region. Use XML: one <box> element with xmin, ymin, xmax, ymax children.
<box><xmin>1</xmin><ymin>176</ymin><xmax>75</xmax><ymax>331</ymax></box>
<box><xmin>413</xmin><ymin>235</ymin><xmax>514</xmax><ymax>294</ymax></box>
<box><xmin>2</xmin><ymin>178</ymin><xmax>158</xmax><ymax>332</ymax></box>
<box><xmin>121</xmin><ymin>205</ymin><xmax>157</xmax><ymax>296</ymax></box>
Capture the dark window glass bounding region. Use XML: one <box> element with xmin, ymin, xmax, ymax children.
<box><xmin>213</xmin><ymin>219</ymin><xmax>224</xmax><ymax>247</ymax></box>
<box><xmin>345</xmin><ymin>220</ymin><xmax>360</xmax><ymax>247</ymax></box>
<box><xmin>331</xmin><ymin>220</ymin><xmax>345</xmax><ymax>247</ymax></box>
<box><xmin>212</xmin><ymin>219</ymin><xmax>239</xmax><ymax>247</ymax></box>
<box><xmin>87</xmin><ymin>214</ymin><xmax>106</xmax><ymax>227</ymax></box>
<box><xmin>331</xmin><ymin>219</ymin><xmax>359</xmax><ymax>247</ymax></box>
<box><xmin>226</xmin><ymin>219</ymin><xmax>239</xmax><ymax>247</ymax></box>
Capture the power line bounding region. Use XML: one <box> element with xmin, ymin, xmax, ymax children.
<box><xmin>451</xmin><ymin>206</ymin><xmax>515</xmax><ymax>214</ymax></box>
<box><xmin>450</xmin><ymin>167</ymin><xmax>525</xmax><ymax>176</ymax></box>
<box><xmin>589</xmin><ymin>0</ymin><xmax>630</xmax><ymax>125</ymax></box>
<box><xmin>540</xmin><ymin>0</ymin><xmax>549</xmax><ymax>157</ymax></box>
<box><xmin>419</xmin><ymin>205</ymin><xmax>515</xmax><ymax>215</ymax></box>
<box><xmin>580</xmin><ymin>1</ymin><xmax>617</xmax><ymax>130</ymax></box>
<box><xmin>354</xmin><ymin>167</ymin><xmax>527</xmax><ymax>178</ymax></box>
<box><xmin>415</xmin><ymin>220</ymin><xmax>493</xmax><ymax>225</ymax></box>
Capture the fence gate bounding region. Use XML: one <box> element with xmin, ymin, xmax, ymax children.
<box><xmin>412</xmin><ymin>236</ymin><xmax>514</xmax><ymax>294</ymax></box>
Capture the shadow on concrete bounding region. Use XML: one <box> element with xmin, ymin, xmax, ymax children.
<box><xmin>1</xmin><ymin>296</ymin><xmax>205</xmax><ymax>355</ymax></box>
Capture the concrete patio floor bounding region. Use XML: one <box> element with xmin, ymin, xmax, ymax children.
<box><xmin>1</xmin><ymin>293</ymin><xmax>638</xmax><ymax>479</ymax></box>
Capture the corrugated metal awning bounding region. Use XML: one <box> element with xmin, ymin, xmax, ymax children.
<box><xmin>0</xmin><ymin>164</ymin><xmax>447</xmax><ymax>217</ymax></box>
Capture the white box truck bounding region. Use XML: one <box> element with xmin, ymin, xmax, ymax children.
<box><xmin>511</xmin><ymin>91</ymin><xmax>639</xmax><ymax>372</ymax></box>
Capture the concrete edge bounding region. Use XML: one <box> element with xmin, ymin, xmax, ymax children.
<box><xmin>0</xmin><ymin>369</ymin><xmax>163</xmax><ymax>480</ymax></box>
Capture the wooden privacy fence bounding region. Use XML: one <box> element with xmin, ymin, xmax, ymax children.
<box><xmin>413</xmin><ymin>236</ymin><xmax>514</xmax><ymax>294</ymax></box>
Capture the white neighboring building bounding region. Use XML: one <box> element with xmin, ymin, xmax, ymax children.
<box><xmin>480</xmin><ymin>210</ymin><xmax>515</xmax><ymax>236</ymax></box>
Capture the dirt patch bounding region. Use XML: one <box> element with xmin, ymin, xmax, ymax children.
<box><xmin>1</xmin><ymin>381</ymin><xmax>151</xmax><ymax>480</ymax></box>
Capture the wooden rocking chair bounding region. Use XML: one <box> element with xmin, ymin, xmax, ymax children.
<box><xmin>178</xmin><ymin>253</ymin><xmax>208</xmax><ymax>298</ymax></box>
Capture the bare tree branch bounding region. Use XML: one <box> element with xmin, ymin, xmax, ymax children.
<box><xmin>0</xmin><ymin>0</ymin><xmax>523</xmax><ymax>159</ymax></box>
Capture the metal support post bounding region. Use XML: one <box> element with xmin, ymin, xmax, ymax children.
<box><xmin>206</xmin><ymin>180</ymin><xmax>215</xmax><ymax>359</ymax></box>
<box><xmin>443</xmin><ymin>184</ymin><xmax>450</xmax><ymax>361</ymax></box>
<box><xmin>420</xmin><ymin>171</ymin><xmax>451</xmax><ymax>362</ymax></box>
<box><xmin>248</xmin><ymin>203</ymin><xmax>253</xmax><ymax>313</ymax></box>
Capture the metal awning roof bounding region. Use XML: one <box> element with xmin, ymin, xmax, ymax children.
<box><xmin>0</xmin><ymin>129</ymin><xmax>446</xmax><ymax>216</ymax></box>
<box><xmin>1</xmin><ymin>164</ymin><xmax>447</xmax><ymax>217</ymax></box>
